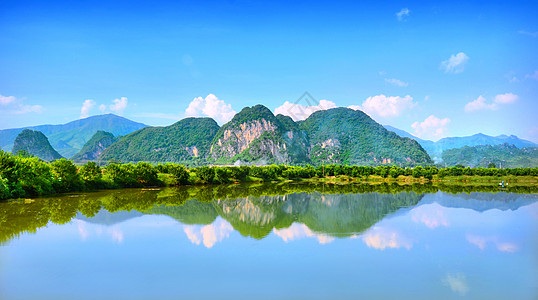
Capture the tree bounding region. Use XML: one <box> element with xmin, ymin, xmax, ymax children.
<box><xmin>51</xmin><ymin>158</ymin><xmax>83</xmax><ymax>192</ymax></box>
<box><xmin>487</xmin><ymin>162</ymin><xmax>496</xmax><ymax>168</ymax></box>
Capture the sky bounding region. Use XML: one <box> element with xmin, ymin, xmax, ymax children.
<box><xmin>0</xmin><ymin>0</ymin><xmax>537</xmax><ymax>142</ymax></box>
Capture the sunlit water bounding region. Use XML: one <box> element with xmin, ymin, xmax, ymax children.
<box><xmin>1</xmin><ymin>184</ymin><xmax>537</xmax><ymax>300</ymax></box>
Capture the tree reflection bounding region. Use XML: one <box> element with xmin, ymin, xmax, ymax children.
<box><xmin>1</xmin><ymin>182</ymin><xmax>537</xmax><ymax>245</ymax></box>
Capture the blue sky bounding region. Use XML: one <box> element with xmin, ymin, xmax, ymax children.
<box><xmin>1</xmin><ymin>0</ymin><xmax>537</xmax><ymax>141</ymax></box>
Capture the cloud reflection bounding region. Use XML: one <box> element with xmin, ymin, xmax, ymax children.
<box><xmin>183</xmin><ymin>218</ymin><xmax>234</xmax><ymax>248</ymax></box>
<box><xmin>466</xmin><ymin>234</ymin><xmax>519</xmax><ymax>253</ymax></box>
<box><xmin>273</xmin><ymin>223</ymin><xmax>335</xmax><ymax>244</ymax></box>
<box><xmin>411</xmin><ymin>203</ymin><xmax>450</xmax><ymax>229</ymax></box>
<box><xmin>361</xmin><ymin>226</ymin><xmax>412</xmax><ymax>250</ymax></box>
<box><xmin>75</xmin><ymin>220</ymin><xmax>125</xmax><ymax>244</ymax></box>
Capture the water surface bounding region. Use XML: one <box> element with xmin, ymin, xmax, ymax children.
<box><xmin>1</xmin><ymin>183</ymin><xmax>537</xmax><ymax>299</ymax></box>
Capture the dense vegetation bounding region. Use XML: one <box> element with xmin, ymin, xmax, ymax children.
<box><xmin>301</xmin><ymin>108</ymin><xmax>432</xmax><ymax>165</ymax></box>
<box><xmin>1</xmin><ymin>150</ymin><xmax>536</xmax><ymax>200</ymax></box>
<box><xmin>99</xmin><ymin>117</ymin><xmax>220</xmax><ymax>164</ymax></box>
<box><xmin>11</xmin><ymin>129</ymin><xmax>63</xmax><ymax>161</ymax></box>
<box><xmin>0</xmin><ymin>114</ymin><xmax>147</xmax><ymax>158</ymax></box>
<box><xmin>71</xmin><ymin>130</ymin><xmax>118</xmax><ymax>162</ymax></box>
<box><xmin>442</xmin><ymin>143</ymin><xmax>538</xmax><ymax>168</ymax></box>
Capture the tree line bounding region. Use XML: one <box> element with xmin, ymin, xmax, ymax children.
<box><xmin>1</xmin><ymin>150</ymin><xmax>537</xmax><ymax>200</ymax></box>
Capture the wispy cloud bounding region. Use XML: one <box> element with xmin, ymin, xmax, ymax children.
<box><xmin>385</xmin><ymin>78</ymin><xmax>408</xmax><ymax>87</ymax></box>
<box><xmin>0</xmin><ymin>93</ymin><xmax>44</xmax><ymax>114</ymax></box>
<box><xmin>349</xmin><ymin>94</ymin><xmax>416</xmax><ymax>118</ymax></box>
<box><xmin>396</xmin><ymin>8</ymin><xmax>410</xmax><ymax>21</ymax></box>
<box><xmin>525</xmin><ymin>70</ymin><xmax>538</xmax><ymax>81</ymax></box>
<box><xmin>442</xmin><ymin>273</ymin><xmax>469</xmax><ymax>295</ymax></box>
<box><xmin>185</xmin><ymin>94</ymin><xmax>236</xmax><ymax>124</ymax></box>
<box><xmin>440</xmin><ymin>52</ymin><xmax>469</xmax><ymax>74</ymax></box>
<box><xmin>518</xmin><ymin>30</ymin><xmax>538</xmax><ymax>37</ymax></box>
<box><xmin>411</xmin><ymin>115</ymin><xmax>451</xmax><ymax>141</ymax></box>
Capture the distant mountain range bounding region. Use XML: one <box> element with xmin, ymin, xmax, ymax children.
<box><xmin>0</xmin><ymin>114</ymin><xmax>147</xmax><ymax>158</ymax></box>
<box><xmin>383</xmin><ymin>125</ymin><xmax>537</xmax><ymax>163</ymax></box>
<box><xmin>3</xmin><ymin>108</ymin><xmax>537</xmax><ymax>167</ymax></box>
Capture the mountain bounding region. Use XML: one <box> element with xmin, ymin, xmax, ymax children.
<box><xmin>441</xmin><ymin>143</ymin><xmax>538</xmax><ymax>168</ymax></box>
<box><xmin>301</xmin><ymin>108</ymin><xmax>432</xmax><ymax>165</ymax></box>
<box><xmin>100</xmin><ymin>105</ymin><xmax>432</xmax><ymax>166</ymax></box>
<box><xmin>383</xmin><ymin>125</ymin><xmax>537</xmax><ymax>162</ymax></box>
<box><xmin>99</xmin><ymin>117</ymin><xmax>220</xmax><ymax>163</ymax></box>
<box><xmin>0</xmin><ymin>114</ymin><xmax>147</xmax><ymax>158</ymax></box>
<box><xmin>11</xmin><ymin>129</ymin><xmax>63</xmax><ymax>161</ymax></box>
<box><xmin>71</xmin><ymin>131</ymin><xmax>118</xmax><ymax>162</ymax></box>
<box><xmin>209</xmin><ymin>105</ymin><xmax>310</xmax><ymax>164</ymax></box>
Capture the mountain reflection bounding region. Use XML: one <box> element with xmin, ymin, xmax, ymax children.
<box><xmin>1</xmin><ymin>183</ymin><xmax>537</xmax><ymax>245</ymax></box>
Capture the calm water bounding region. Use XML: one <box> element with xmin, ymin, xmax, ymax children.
<box><xmin>1</xmin><ymin>183</ymin><xmax>537</xmax><ymax>300</ymax></box>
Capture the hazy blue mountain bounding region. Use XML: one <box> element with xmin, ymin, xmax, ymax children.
<box><xmin>11</xmin><ymin>129</ymin><xmax>63</xmax><ymax>161</ymax></box>
<box><xmin>383</xmin><ymin>125</ymin><xmax>537</xmax><ymax>163</ymax></box>
<box><xmin>0</xmin><ymin>114</ymin><xmax>147</xmax><ymax>158</ymax></box>
<box><xmin>441</xmin><ymin>143</ymin><xmax>538</xmax><ymax>168</ymax></box>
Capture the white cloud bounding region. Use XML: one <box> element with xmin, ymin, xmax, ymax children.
<box><xmin>440</xmin><ymin>52</ymin><xmax>469</xmax><ymax>74</ymax></box>
<box><xmin>525</xmin><ymin>70</ymin><xmax>538</xmax><ymax>81</ymax></box>
<box><xmin>464</xmin><ymin>95</ymin><xmax>496</xmax><ymax>112</ymax></box>
<box><xmin>273</xmin><ymin>223</ymin><xmax>335</xmax><ymax>244</ymax></box>
<box><xmin>109</xmin><ymin>97</ymin><xmax>128</xmax><ymax>115</ymax></box>
<box><xmin>362</xmin><ymin>226</ymin><xmax>412</xmax><ymax>250</ymax></box>
<box><xmin>97</xmin><ymin>97</ymin><xmax>129</xmax><ymax>115</ymax></box>
<box><xmin>349</xmin><ymin>94</ymin><xmax>416</xmax><ymax>118</ymax></box>
<box><xmin>464</xmin><ymin>93</ymin><xmax>518</xmax><ymax>113</ymax></box>
<box><xmin>396</xmin><ymin>8</ymin><xmax>410</xmax><ymax>21</ymax></box>
<box><xmin>442</xmin><ymin>273</ymin><xmax>469</xmax><ymax>295</ymax></box>
<box><xmin>274</xmin><ymin>99</ymin><xmax>337</xmax><ymax>121</ymax></box>
<box><xmin>494</xmin><ymin>93</ymin><xmax>518</xmax><ymax>104</ymax></box>
<box><xmin>80</xmin><ymin>99</ymin><xmax>95</xmax><ymax>119</ymax></box>
<box><xmin>385</xmin><ymin>78</ymin><xmax>408</xmax><ymax>87</ymax></box>
<box><xmin>185</xmin><ymin>94</ymin><xmax>236</xmax><ymax>124</ymax></box>
<box><xmin>0</xmin><ymin>93</ymin><xmax>44</xmax><ymax>114</ymax></box>
<box><xmin>411</xmin><ymin>115</ymin><xmax>451</xmax><ymax>140</ymax></box>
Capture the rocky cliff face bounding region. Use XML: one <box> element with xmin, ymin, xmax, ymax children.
<box><xmin>210</xmin><ymin>105</ymin><xmax>310</xmax><ymax>164</ymax></box>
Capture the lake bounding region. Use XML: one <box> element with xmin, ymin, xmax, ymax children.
<box><xmin>1</xmin><ymin>183</ymin><xmax>537</xmax><ymax>300</ymax></box>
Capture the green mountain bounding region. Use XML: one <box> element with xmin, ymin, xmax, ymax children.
<box><xmin>99</xmin><ymin>117</ymin><xmax>220</xmax><ymax>163</ymax></box>
<box><xmin>209</xmin><ymin>105</ymin><xmax>310</xmax><ymax>164</ymax></box>
<box><xmin>71</xmin><ymin>131</ymin><xmax>118</xmax><ymax>162</ymax></box>
<box><xmin>441</xmin><ymin>143</ymin><xmax>538</xmax><ymax>168</ymax></box>
<box><xmin>301</xmin><ymin>108</ymin><xmax>432</xmax><ymax>165</ymax></box>
<box><xmin>11</xmin><ymin>129</ymin><xmax>63</xmax><ymax>161</ymax></box>
<box><xmin>100</xmin><ymin>105</ymin><xmax>432</xmax><ymax>166</ymax></box>
<box><xmin>0</xmin><ymin>114</ymin><xmax>147</xmax><ymax>158</ymax></box>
